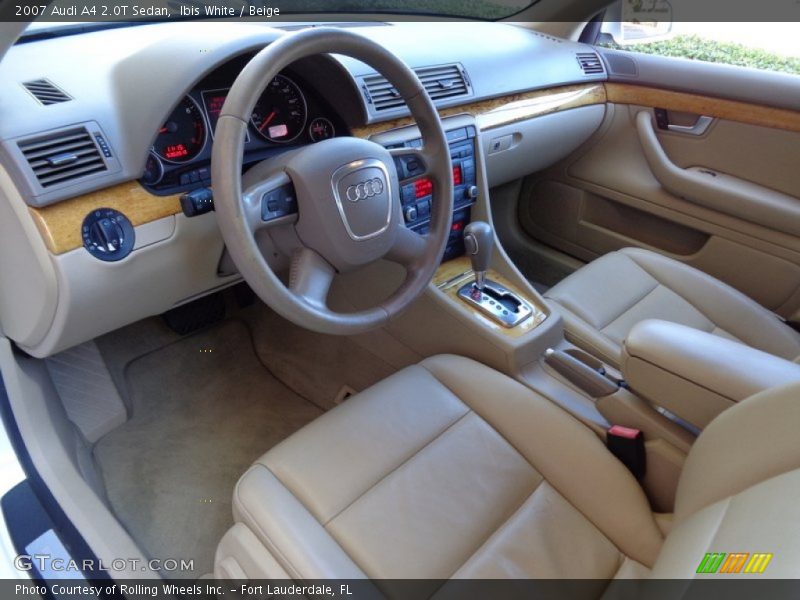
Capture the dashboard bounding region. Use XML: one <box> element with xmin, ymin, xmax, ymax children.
<box><xmin>142</xmin><ymin>53</ymin><xmax>347</xmax><ymax>195</ymax></box>
<box><xmin>0</xmin><ymin>21</ymin><xmax>609</xmax><ymax>357</ymax></box>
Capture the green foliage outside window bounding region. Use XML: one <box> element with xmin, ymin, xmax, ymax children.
<box><xmin>600</xmin><ymin>34</ymin><xmax>800</xmax><ymax>76</ymax></box>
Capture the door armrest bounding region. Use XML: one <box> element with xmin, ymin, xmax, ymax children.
<box><xmin>635</xmin><ymin>110</ymin><xmax>800</xmax><ymax>237</ymax></box>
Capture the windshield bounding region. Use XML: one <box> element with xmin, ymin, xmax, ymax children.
<box><xmin>274</xmin><ymin>0</ymin><xmax>534</xmax><ymax>19</ymax></box>
<box><xmin>22</xmin><ymin>0</ymin><xmax>536</xmax><ymax>31</ymax></box>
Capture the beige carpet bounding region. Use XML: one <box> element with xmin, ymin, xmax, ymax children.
<box><xmin>241</xmin><ymin>305</ymin><xmax>400</xmax><ymax>410</ymax></box>
<box><xmin>94</xmin><ymin>319</ymin><xmax>322</xmax><ymax>578</ymax></box>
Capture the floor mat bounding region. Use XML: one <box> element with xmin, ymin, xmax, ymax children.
<box><xmin>242</xmin><ymin>306</ymin><xmax>399</xmax><ymax>410</ymax></box>
<box><xmin>94</xmin><ymin>319</ymin><xmax>322</xmax><ymax>578</ymax></box>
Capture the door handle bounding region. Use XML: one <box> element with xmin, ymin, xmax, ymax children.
<box><xmin>635</xmin><ymin>110</ymin><xmax>800</xmax><ymax>236</ymax></box>
<box><xmin>654</xmin><ymin>108</ymin><xmax>714</xmax><ymax>136</ymax></box>
<box><xmin>667</xmin><ymin>115</ymin><xmax>714</xmax><ymax>136</ymax></box>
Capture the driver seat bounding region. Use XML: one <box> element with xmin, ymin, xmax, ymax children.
<box><xmin>215</xmin><ymin>355</ymin><xmax>800</xmax><ymax>580</ymax></box>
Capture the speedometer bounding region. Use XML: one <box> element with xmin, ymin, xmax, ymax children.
<box><xmin>251</xmin><ymin>75</ymin><xmax>307</xmax><ymax>143</ymax></box>
<box><xmin>153</xmin><ymin>96</ymin><xmax>207</xmax><ymax>163</ymax></box>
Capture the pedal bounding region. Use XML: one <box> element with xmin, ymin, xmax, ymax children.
<box><xmin>233</xmin><ymin>282</ymin><xmax>256</xmax><ymax>308</ymax></box>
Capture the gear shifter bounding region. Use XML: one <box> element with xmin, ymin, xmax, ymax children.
<box><xmin>463</xmin><ymin>221</ymin><xmax>494</xmax><ymax>291</ymax></box>
<box><xmin>458</xmin><ymin>221</ymin><xmax>534</xmax><ymax>328</ymax></box>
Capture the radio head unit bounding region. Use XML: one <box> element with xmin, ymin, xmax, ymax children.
<box><xmin>386</xmin><ymin>125</ymin><xmax>478</xmax><ymax>262</ymax></box>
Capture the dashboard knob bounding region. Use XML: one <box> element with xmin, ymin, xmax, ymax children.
<box><xmin>465</xmin><ymin>185</ymin><xmax>479</xmax><ymax>200</ymax></box>
<box><xmin>82</xmin><ymin>208</ymin><xmax>135</xmax><ymax>262</ymax></box>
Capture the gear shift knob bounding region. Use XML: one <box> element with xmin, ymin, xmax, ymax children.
<box><xmin>463</xmin><ymin>221</ymin><xmax>494</xmax><ymax>290</ymax></box>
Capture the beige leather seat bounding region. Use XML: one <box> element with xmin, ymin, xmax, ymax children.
<box><xmin>215</xmin><ymin>354</ymin><xmax>800</xmax><ymax>581</ymax></box>
<box><xmin>545</xmin><ymin>248</ymin><xmax>800</xmax><ymax>367</ymax></box>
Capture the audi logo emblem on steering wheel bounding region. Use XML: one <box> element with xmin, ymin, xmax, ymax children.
<box><xmin>345</xmin><ymin>177</ymin><xmax>384</xmax><ymax>202</ymax></box>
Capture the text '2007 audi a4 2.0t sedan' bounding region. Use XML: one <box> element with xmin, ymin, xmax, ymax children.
<box><xmin>1</xmin><ymin>1</ymin><xmax>800</xmax><ymax>598</ymax></box>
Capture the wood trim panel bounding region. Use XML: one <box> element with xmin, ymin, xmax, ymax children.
<box><xmin>29</xmin><ymin>182</ymin><xmax>181</xmax><ymax>255</ymax></box>
<box><xmin>352</xmin><ymin>83</ymin><xmax>606</xmax><ymax>138</ymax></box>
<box><xmin>434</xmin><ymin>256</ymin><xmax>547</xmax><ymax>339</ymax></box>
<box><xmin>605</xmin><ymin>83</ymin><xmax>800</xmax><ymax>134</ymax></box>
<box><xmin>28</xmin><ymin>84</ymin><xmax>606</xmax><ymax>255</ymax></box>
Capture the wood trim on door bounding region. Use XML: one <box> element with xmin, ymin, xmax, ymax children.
<box><xmin>605</xmin><ymin>82</ymin><xmax>800</xmax><ymax>134</ymax></box>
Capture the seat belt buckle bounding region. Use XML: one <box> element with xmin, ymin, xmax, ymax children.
<box><xmin>606</xmin><ymin>425</ymin><xmax>646</xmax><ymax>479</ymax></box>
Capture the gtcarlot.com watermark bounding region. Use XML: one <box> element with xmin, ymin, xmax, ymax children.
<box><xmin>14</xmin><ymin>554</ymin><xmax>194</xmax><ymax>573</ymax></box>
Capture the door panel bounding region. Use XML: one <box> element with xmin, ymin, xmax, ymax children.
<box><xmin>518</xmin><ymin>55</ymin><xmax>800</xmax><ymax>318</ymax></box>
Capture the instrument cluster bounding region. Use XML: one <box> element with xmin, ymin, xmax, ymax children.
<box><xmin>141</xmin><ymin>55</ymin><xmax>344</xmax><ymax>194</ymax></box>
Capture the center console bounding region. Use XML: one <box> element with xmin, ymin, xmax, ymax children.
<box><xmin>354</xmin><ymin>116</ymin><xmax>557</xmax><ymax>365</ymax></box>
<box><xmin>386</xmin><ymin>126</ymin><xmax>479</xmax><ymax>261</ymax></box>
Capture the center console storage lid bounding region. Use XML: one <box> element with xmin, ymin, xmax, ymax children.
<box><xmin>621</xmin><ymin>319</ymin><xmax>800</xmax><ymax>429</ymax></box>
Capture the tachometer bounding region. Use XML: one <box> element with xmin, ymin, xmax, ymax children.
<box><xmin>153</xmin><ymin>96</ymin><xmax>207</xmax><ymax>163</ymax></box>
<box><xmin>251</xmin><ymin>75</ymin><xmax>307</xmax><ymax>143</ymax></box>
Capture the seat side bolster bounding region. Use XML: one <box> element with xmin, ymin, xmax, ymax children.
<box><xmin>421</xmin><ymin>354</ymin><xmax>664</xmax><ymax>567</ymax></box>
<box><xmin>675</xmin><ymin>381</ymin><xmax>800</xmax><ymax>522</ymax></box>
<box><xmin>655</xmin><ymin>469</ymin><xmax>800</xmax><ymax>578</ymax></box>
<box><xmin>233</xmin><ymin>464</ymin><xmax>367</xmax><ymax>580</ymax></box>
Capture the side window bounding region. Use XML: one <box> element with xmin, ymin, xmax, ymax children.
<box><xmin>596</xmin><ymin>2</ymin><xmax>800</xmax><ymax>76</ymax></box>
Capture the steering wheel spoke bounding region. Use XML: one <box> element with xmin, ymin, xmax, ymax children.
<box><xmin>289</xmin><ymin>247</ymin><xmax>335</xmax><ymax>310</ymax></box>
<box><xmin>386</xmin><ymin>225</ymin><xmax>427</xmax><ymax>267</ymax></box>
<box><xmin>241</xmin><ymin>171</ymin><xmax>299</xmax><ymax>233</ymax></box>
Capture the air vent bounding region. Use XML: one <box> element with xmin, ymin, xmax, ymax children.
<box><xmin>22</xmin><ymin>79</ymin><xmax>71</xmax><ymax>105</ymax></box>
<box><xmin>362</xmin><ymin>63</ymin><xmax>471</xmax><ymax>112</ymax></box>
<box><xmin>576</xmin><ymin>52</ymin><xmax>605</xmax><ymax>75</ymax></box>
<box><xmin>18</xmin><ymin>127</ymin><xmax>108</xmax><ymax>188</ymax></box>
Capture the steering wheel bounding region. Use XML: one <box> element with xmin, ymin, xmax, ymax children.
<box><xmin>212</xmin><ymin>27</ymin><xmax>453</xmax><ymax>335</ymax></box>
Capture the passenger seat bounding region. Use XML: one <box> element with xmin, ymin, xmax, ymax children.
<box><xmin>545</xmin><ymin>248</ymin><xmax>800</xmax><ymax>367</ymax></box>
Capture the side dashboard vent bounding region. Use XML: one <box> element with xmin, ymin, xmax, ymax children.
<box><xmin>22</xmin><ymin>79</ymin><xmax>71</xmax><ymax>105</ymax></box>
<box><xmin>576</xmin><ymin>52</ymin><xmax>605</xmax><ymax>75</ymax></box>
<box><xmin>18</xmin><ymin>127</ymin><xmax>108</xmax><ymax>189</ymax></box>
<box><xmin>362</xmin><ymin>63</ymin><xmax>471</xmax><ymax>112</ymax></box>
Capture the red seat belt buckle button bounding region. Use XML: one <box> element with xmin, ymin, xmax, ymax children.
<box><xmin>608</xmin><ymin>425</ymin><xmax>640</xmax><ymax>440</ymax></box>
<box><xmin>607</xmin><ymin>425</ymin><xmax>646</xmax><ymax>479</ymax></box>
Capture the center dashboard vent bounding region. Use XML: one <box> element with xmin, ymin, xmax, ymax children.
<box><xmin>18</xmin><ymin>126</ymin><xmax>109</xmax><ymax>189</ymax></box>
<box><xmin>362</xmin><ymin>63</ymin><xmax>472</xmax><ymax>113</ymax></box>
<box><xmin>576</xmin><ymin>52</ymin><xmax>605</xmax><ymax>75</ymax></box>
<box><xmin>22</xmin><ymin>79</ymin><xmax>72</xmax><ymax>105</ymax></box>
